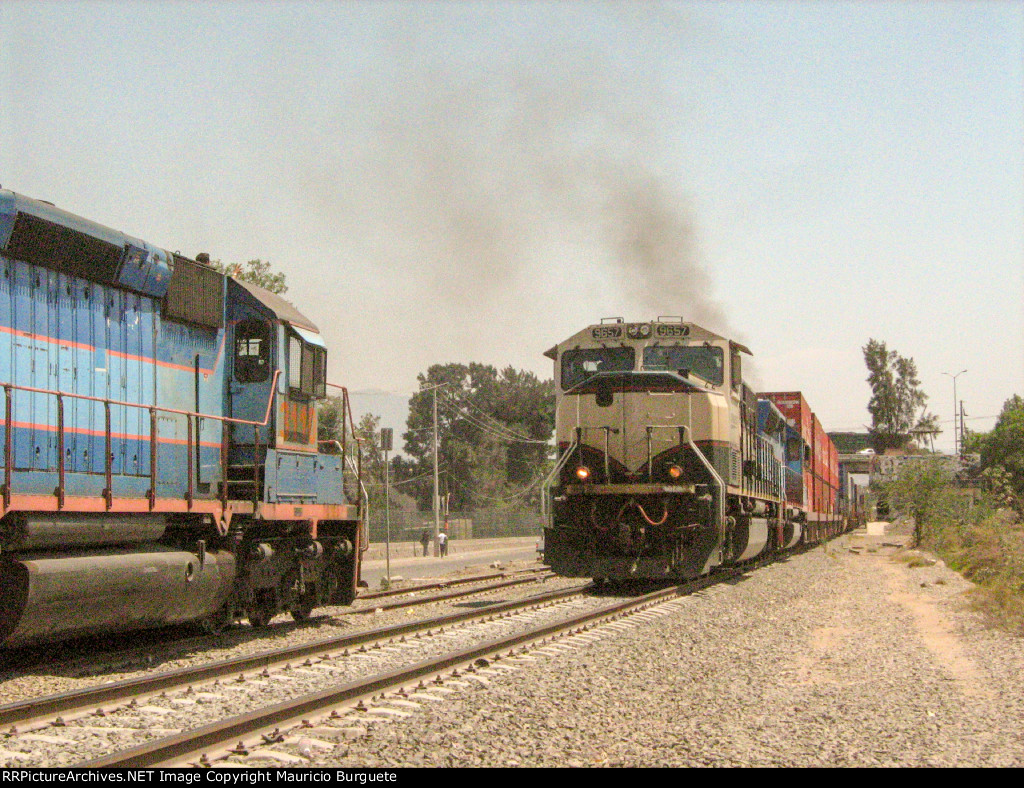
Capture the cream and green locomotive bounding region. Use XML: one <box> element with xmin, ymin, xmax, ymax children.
<box><xmin>542</xmin><ymin>318</ymin><xmax>801</xmax><ymax>582</ymax></box>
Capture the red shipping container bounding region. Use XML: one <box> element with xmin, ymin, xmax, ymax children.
<box><xmin>764</xmin><ymin>392</ymin><xmax>815</xmax><ymax>512</ymax></box>
<box><xmin>762</xmin><ymin>392</ymin><xmax>813</xmax><ymax>446</ymax></box>
<box><xmin>762</xmin><ymin>391</ymin><xmax>842</xmax><ymax>521</ymax></box>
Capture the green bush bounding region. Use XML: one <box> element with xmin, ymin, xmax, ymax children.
<box><xmin>886</xmin><ymin>462</ymin><xmax>1024</xmax><ymax>634</ymax></box>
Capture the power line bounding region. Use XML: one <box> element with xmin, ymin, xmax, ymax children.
<box><xmin>444</xmin><ymin>388</ymin><xmax>539</xmax><ymax>442</ymax></box>
<box><xmin>443</xmin><ymin>467</ymin><xmax>549</xmax><ymax>503</ymax></box>
<box><xmin>437</xmin><ymin>391</ymin><xmax>550</xmax><ymax>445</ymax></box>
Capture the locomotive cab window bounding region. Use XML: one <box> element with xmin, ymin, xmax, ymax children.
<box><xmin>730</xmin><ymin>347</ymin><xmax>742</xmax><ymax>391</ymax></box>
<box><xmin>288</xmin><ymin>328</ymin><xmax>327</xmax><ymax>400</ymax></box>
<box><xmin>560</xmin><ymin>347</ymin><xmax>635</xmax><ymax>390</ymax></box>
<box><xmin>234</xmin><ymin>319</ymin><xmax>271</xmax><ymax>383</ymax></box>
<box><xmin>643</xmin><ymin>344</ymin><xmax>723</xmax><ymax>386</ymax></box>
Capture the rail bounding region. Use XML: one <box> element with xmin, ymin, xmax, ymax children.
<box><xmin>0</xmin><ymin>371</ymin><xmax>281</xmax><ymax>512</ymax></box>
<box><xmin>676</xmin><ymin>424</ymin><xmax>726</xmax><ymax>543</ymax></box>
<box><xmin>347</xmin><ymin>450</ymin><xmax>370</xmax><ymax>553</ymax></box>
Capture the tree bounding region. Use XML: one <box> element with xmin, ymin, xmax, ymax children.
<box><xmin>885</xmin><ymin>457</ymin><xmax>954</xmax><ymax>546</ymax></box>
<box><xmin>862</xmin><ymin>339</ymin><xmax>938</xmax><ymax>453</ymax></box>
<box><xmin>213</xmin><ymin>258</ymin><xmax>288</xmax><ymax>294</ymax></box>
<box><xmin>317</xmin><ymin>394</ymin><xmax>345</xmax><ymax>446</ymax></box>
<box><xmin>964</xmin><ymin>394</ymin><xmax>1024</xmax><ymax>506</ymax></box>
<box><xmin>398</xmin><ymin>362</ymin><xmax>555</xmax><ymax>511</ymax></box>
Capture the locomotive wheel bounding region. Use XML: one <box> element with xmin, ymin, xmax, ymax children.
<box><xmin>289</xmin><ymin>581</ymin><xmax>318</xmax><ymax>622</ymax></box>
<box><xmin>290</xmin><ymin>601</ymin><xmax>314</xmax><ymax>622</ymax></box>
<box><xmin>247</xmin><ymin>595</ymin><xmax>277</xmax><ymax>628</ymax></box>
<box><xmin>198</xmin><ymin>605</ymin><xmax>233</xmax><ymax>635</ymax></box>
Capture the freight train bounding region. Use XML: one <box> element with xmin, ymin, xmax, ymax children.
<box><xmin>542</xmin><ymin>317</ymin><xmax>854</xmax><ymax>582</ymax></box>
<box><xmin>0</xmin><ymin>190</ymin><xmax>364</xmax><ymax>647</ymax></box>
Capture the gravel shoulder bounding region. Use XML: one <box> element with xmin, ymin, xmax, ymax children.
<box><xmin>313</xmin><ymin>522</ymin><xmax>1024</xmax><ymax>768</ymax></box>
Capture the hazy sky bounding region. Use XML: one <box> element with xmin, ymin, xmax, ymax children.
<box><xmin>2</xmin><ymin>1</ymin><xmax>1021</xmax><ymax>452</ymax></box>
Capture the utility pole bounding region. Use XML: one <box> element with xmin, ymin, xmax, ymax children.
<box><xmin>381</xmin><ymin>428</ymin><xmax>393</xmax><ymax>583</ymax></box>
<box><xmin>419</xmin><ymin>382</ymin><xmax>445</xmax><ymax>558</ymax></box>
<box><xmin>959</xmin><ymin>401</ymin><xmax>966</xmax><ymax>456</ymax></box>
<box><xmin>432</xmin><ymin>385</ymin><xmax>440</xmax><ymax>557</ymax></box>
<box><xmin>941</xmin><ymin>369</ymin><xmax>967</xmax><ymax>455</ymax></box>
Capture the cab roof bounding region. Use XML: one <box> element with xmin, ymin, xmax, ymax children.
<box><xmin>544</xmin><ymin>319</ymin><xmax>751</xmax><ymax>359</ymax></box>
<box><xmin>232</xmin><ymin>279</ymin><xmax>319</xmax><ymax>332</ymax></box>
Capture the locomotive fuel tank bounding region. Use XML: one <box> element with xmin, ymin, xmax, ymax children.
<box><xmin>1</xmin><ymin>513</ymin><xmax>167</xmax><ymax>551</ymax></box>
<box><xmin>0</xmin><ymin>546</ymin><xmax>235</xmax><ymax>646</ymax></box>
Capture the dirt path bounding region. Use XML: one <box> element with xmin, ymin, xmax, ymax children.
<box><xmin>842</xmin><ymin>520</ymin><xmax>994</xmax><ymax>700</ymax></box>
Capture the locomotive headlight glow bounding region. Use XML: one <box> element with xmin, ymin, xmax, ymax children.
<box><xmin>575</xmin><ymin>466</ymin><xmax>591</xmax><ymax>481</ymax></box>
<box><xmin>667</xmin><ymin>464</ymin><xmax>683</xmax><ymax>479</ymax></box>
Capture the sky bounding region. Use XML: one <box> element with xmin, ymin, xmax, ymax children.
<box><xmin>1</xmin><ymin>0</ymin><xmax>1021</xmax><ymax>452</ymax></box>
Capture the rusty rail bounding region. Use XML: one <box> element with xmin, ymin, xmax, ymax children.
<box><xmin>0</xmin><ymin>581</ymin><xmax>587</xmax><ymax>733</ymax></box>
<box><xmin>79</xmin><ymin>580</ymin><xmax>703</xmax><ymax>768</ymax></box>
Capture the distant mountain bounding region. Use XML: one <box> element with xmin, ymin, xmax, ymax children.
<box><xmin>346</xmin><ymin>389</ymin><xmax>413</xmax><ymax>455</ymax></box>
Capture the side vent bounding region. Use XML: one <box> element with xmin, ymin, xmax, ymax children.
<box><xmin>3</xmin><ymin>212</ymin><xmax>122</xmax><ymax>283</ymax></box>
<box><xmin>164</xmin><ymin>254</ymin><xmax>224</xmax><ymax>329</ymax></box>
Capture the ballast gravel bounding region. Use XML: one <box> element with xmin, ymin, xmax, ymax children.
<box><xmin>308</xmin><ymin>525</ymin><xmax>1024</xmax><ymax>768</ymax></box>
<box><xmin>0</xmin><ymin>567</ymin><xmax>572</xmax><ymax>707</ymax></box>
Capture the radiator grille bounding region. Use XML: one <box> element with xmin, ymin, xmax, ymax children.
<box><xmin>164</xmin><ymin>254</ymin><xmax>224</xmax><ymax>328</ymax></box>
<box><xmin>3</xmin><ymin>212</ymin><xmax>122</xmax><ymax>283</ymax></box>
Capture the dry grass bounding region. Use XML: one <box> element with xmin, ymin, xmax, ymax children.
<box><xmin>919</xmin><ymin>501</ymin><xmax>1024</xmax><ymax>634</ymax></box>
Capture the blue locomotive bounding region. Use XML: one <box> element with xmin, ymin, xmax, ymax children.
<box><xmin>0</xmin><ymin>190</ymin><xmax>364</xmax><ymax>646</ymax></box>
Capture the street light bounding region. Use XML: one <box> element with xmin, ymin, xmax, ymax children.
<box><xmin>941</xmin><ymin>369</ymin><xmax>967</xmax><ymax>455</ymax></box>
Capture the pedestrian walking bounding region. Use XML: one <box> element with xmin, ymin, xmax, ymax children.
<box><xmin>438</xmin><ymin>531</ymin><xmax>448</xmax><ymax>557</ymax></box>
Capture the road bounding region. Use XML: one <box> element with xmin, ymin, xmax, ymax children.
<box><xmin>356</xmin><ymin>535</ymin><xmax>543</xmax><ymax>589</ymax></box>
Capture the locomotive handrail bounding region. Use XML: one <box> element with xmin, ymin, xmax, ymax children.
<box><xmin>1</xmin><ymin>371</ymin><xmax>280</xmax><ymax>512</ymax></box>
<box><xmin>676</xmin><ymin>424</ymin><xmax>726</xmax><ymax>547</ymax></box>
<box><xmin>540</xmin><ymin>438</ymin><xmax>579</xmax><ymax>523</ymax></box>
<box><xmin>630</xmin><ymin>422</ymin><xmax>728</xmax><ymax>547</ymax></box>
<box><xmin>324</xmin><ymin>383</ymin><xmax>367</xmax><ymax>552</ymax></box>
<box><xmin>1</xmin><ymin>370</ymin><xmax>282</xmax><ymax>428</ymax></box>
<box><xmin>344</xmin><ymin>450</ymin><xmax>370</xmax><ymax>553</ymax></box>
<box><xmin>558</xmin><ymin>425</ymin><xmax>620</xmax><ymax>485</ymax></box>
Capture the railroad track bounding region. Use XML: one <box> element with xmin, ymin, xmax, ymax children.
<box><xmin>0</xmin><ymin>581</ymin><xmax>592</xmax><ymax>766</ymax></box>
<box><xmin>351</xmin><ymin>568</ymin><xmax>555</xmax><ymax>615</ymax></box>
<box><xmin>0</xmin><ymin>566</ymin><xmax>552</xmax><ymax>679</ymax></box>
<box><xmin>82</xmin><ymin>571</ymin><xmax>734</xmax><ymax>767</ymax></box>
<box><xmin>4</xmin><ymin>550</ymin><xmax>801</xmax><ymax>767</ymax></box>
<box><xmin>356</xmin><ymin>565</ymin><xmax>550</xmax><ymax>602</ymax></box>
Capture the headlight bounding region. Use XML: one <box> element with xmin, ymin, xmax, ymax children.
<box><xmin>667</xmin><ymin>464</ymin><xmax>683</xmax><ymax>479</ymax></box>
<box><xmin>575</xmin><ymin>466</ymin><xmax>591</xmax><ymax>481</ymax></box>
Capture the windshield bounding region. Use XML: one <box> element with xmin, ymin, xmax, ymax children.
<box><xmin>560</xmin><ymin>347</ymin><xmax>636</xmax><ymax>390</ymax></box>
<box><xmin>642</xmin><ymin>344</ymin><xmax>724</xmax><ymax>385</ymax></box>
